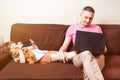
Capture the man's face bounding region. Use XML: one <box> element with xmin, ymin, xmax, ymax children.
<box><xmin>80</xmin><ymin>11</ymin><xmax>94</xmax><ymax>27</ymax></box>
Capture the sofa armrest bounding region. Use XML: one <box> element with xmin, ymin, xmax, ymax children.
<box><xmin>0</xmin><ymin>51</ymin><xmax>12</xmax><ymax>70</ymax></box>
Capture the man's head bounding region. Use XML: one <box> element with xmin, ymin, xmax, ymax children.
<box><xmin>80</xmin><ymin>6</ymin><xmax>95</xmax><ymax>27</ymax></box>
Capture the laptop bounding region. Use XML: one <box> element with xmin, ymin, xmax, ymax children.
<box><xmin>75</xmin><ymin>30</ymin><xmax>106</xmax><ymax>54</ymax></box>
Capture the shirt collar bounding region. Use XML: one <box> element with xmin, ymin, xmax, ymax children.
<box><xmin>78</xmin><ymin>23</ymin><xmax>92</xmax><ymax>28</ymax></box>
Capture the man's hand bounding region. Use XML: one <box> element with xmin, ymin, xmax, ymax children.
<box><xmin>58</xmin><ymin>50</ymin><xmax>68</xmax><ymax>63</ymax></box>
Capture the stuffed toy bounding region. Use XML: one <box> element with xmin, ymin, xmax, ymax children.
<box><xmin>11</xmin><ymin>47</ymin><xmax>21</xmax><ymax>63</ymax></box>
<box><xmin>11</xmin><ymin>42</ymin><xmax>36</xmax><ymax>64</ymax></box>
<box><xmin>22</xmin><ymin>47</ymin><xmax>35</xmax><ymax>64</ymax></box>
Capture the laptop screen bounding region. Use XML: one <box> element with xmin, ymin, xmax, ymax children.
<box><xmin>75</xmin><ymin>30</ymin><xmax>106</xmax><ymax>53</ymax></box>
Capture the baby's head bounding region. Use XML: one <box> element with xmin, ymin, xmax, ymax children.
<box><xmin>0</xmin><ymin>41</ymin><xmax>15</xmax><ymax>53</ymax></box>
<box><xmin>0</xmin><ymin>41</ymin><xmax>23</xmax><ymax>54</ymax></box>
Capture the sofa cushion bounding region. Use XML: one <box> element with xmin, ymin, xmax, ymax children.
<box><xmin>11</xmin><ymin>24</ymin><xmax>69</xmax><ymax>51</ymax></box>
<box><xmin>0</xmin><ymin>60</ymin><xmax>83</xmax><ymax>80</ymax></box>
<box><xmin>101</xmin><ymin>25</ymin><xmax>120</xmax><ymax>55</ymax></box>
<box><xmin>103</xmin><ymin>55</ymin><xmax>120</xmax><ymax>79</ymax></box>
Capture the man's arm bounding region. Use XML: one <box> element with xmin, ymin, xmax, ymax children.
<box><xmin>59</xmin><ymin>37</ymin><xmax>71</xmax><ymax>52</ymax></box>
<box><xmin>104</xmin><ymin>46</ymin><xmax>107</xmax><ymax>53</ymax></box>
<box><xmin>58</xmin><ymin>37</ymin><xmax>72</xmax><ymax>63</ymax></box>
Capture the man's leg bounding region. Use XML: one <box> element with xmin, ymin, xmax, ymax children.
<box><xmin>73</xmin><ymin>50</ymin><xmax>104</xmax><ymax>80</ymax></box>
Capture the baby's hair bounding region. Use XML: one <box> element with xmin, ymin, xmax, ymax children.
<box><xmin>0</xmin><ymin>41</ymin><xmax>15</xmax><ymax>54</ymax></box>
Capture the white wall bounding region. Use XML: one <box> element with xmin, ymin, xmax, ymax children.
<box><xmin>0</xmin><ymin>0</ymin><xmax>120</xmax><ymax>42</ymax></box>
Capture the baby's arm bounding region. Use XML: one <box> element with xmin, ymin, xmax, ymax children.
<box><xmin>18</xmin><ymin>49</ymin><xmax>26</xmax><ymax>63</ymax></box>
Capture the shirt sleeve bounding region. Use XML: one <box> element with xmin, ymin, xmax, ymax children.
<box><xmin>66</xmin><ymin>25</ymin><xmax>75</xmax><ymax>39</ymax></box>
<box><xmin>98</xmin><ymin>26</ymin><xmax>103</xmax><ymax>33</ymax></box>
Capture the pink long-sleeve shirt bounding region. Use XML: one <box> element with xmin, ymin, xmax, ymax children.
<box><xmin>66</xmin><ymin>23</ymin><xmax>103</xmax><ymax>45</ymax></box>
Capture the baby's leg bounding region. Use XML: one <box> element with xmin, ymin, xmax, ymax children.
<box><xmin>48</xmin><ymin>51</ymin><xmax>58</xmax><ymax>62</ymax></box>
<box><xmin>50</xmin><ymin>51</ymin><xmax>76</xmax><ymax>62</ymax></box>
<box><xmin>29</xmin><ymin>39</ymin><xmax>39</xmax><ymax>49</ymax></box>
<box><xmin>40</xmin><ymin>51</ymin><xmax>58</xmax><ymax>64</ymax></box>
<box><xmin>65</xmin><ymin>51</ymin><xmax>77</xmax><ymax>60</ymax></box>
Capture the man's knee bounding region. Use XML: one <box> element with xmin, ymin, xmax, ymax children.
<box><xmin>80</xmin><ymin>50</ymin><xmax>93</xmax><ymax>58</ymax></box>
<box><xmin>72</xmin><ymin>50</ymin><xmax>92</xmax><ymax>67</ymax></box>
<box><xmin>73</xmin><ymin>53</ymin><xmax>82</xmax><ymax>67</ymax></box>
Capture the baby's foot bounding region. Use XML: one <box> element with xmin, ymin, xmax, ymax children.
<box><xmin>29</xmin><ymin>39</ymin><xmax>34</xmax><ymax>44</ymax></box>
<box><xmin>57</xmin><ymin>52</ymin><xmax>68</xmax><ymax>63</ymax></box>
<box><xmin>29</xmin><ymin>39</ymin><xmax>39</xmax><ymax>49</ymax></box>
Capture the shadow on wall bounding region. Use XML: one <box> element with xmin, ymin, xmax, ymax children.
<box><xmin>0</xmin><ymin>34</ymin><xmax>4</xmax><ymax>46</ymax></box>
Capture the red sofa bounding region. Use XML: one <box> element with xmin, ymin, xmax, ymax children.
<box><xmin>0</xmin><ymin>23</ymin><xmax>120</xmax><ymax>80</ymax></box>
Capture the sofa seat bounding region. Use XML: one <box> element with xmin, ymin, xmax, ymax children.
<box><xmin>103</xmin><ymin>55</ymin><xmax>120</xmax><ymax>80</ymax></box>
<box><xmin>0</xmin><ymin>60</ymin><xmax>83</xmax><ymax>80</ymax></box>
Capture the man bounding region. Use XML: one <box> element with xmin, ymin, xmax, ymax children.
<box><xmin>59</xmin><ymin>6</ymin><xmax>107</xmax><ymax>80</ymax></box>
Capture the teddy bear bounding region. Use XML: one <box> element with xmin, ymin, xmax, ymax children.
<box><xmin>11</xmin><ymin>46</ymin><xmax>21</xmax><ymax>63</ymax></box>
<box><xmin>22</xmin><ymin>47</ymin><xmax>35</xmax><ymax>64</ymax></box>
<box><xmin>11</xmin><ymin>42</ymin><xmax>36</xmax><ymax>64</ymax></box>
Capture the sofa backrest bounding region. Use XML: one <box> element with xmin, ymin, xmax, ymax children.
<box><xmin>11</xmin><ymin>23</ymin><xmax>69</xmax><ymax>51</ymax></box>
<box><xmin>100</xmin><ymin>24</ymin><xmax>120</xmax><ymax>55</ymax></box>
<box><xmin>11</xmin><ymin>23</ymin><xmax>120</xmax><ymax>55</ymax></box>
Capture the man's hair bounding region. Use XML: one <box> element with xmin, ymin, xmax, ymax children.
<box><xmin>82</xmin><ymin>6</ymin><xmax>95</xmax><ymax>13</ymax></box>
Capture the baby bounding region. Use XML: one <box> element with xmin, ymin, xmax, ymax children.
<box><xmin>0</xmin><ymin>39</ymin><xmax>76</xmax><ymax>64</ymax></box>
